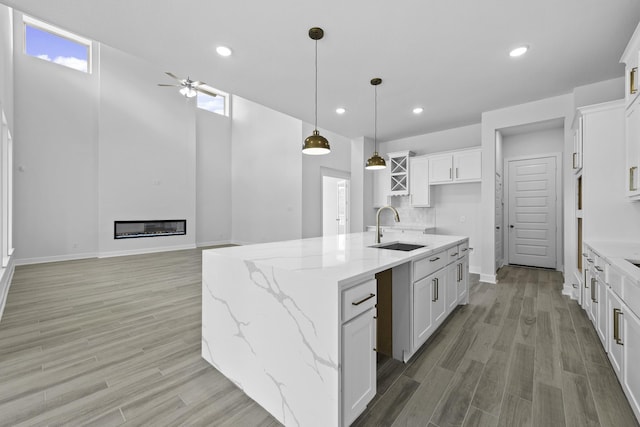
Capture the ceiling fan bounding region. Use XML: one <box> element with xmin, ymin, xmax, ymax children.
<box><xmin>158</xmin><ymin>72</ymin><xmax>218</xmax><ymax>98</ymax></box>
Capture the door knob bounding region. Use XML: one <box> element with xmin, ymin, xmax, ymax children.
<box><xmin>509</xmin><ymin>225</ymin><xmax>514</xmax><ymax>228</ymax></box>
<box><xmin>496</xmin><ymin>226</ymin><xmax>500</xmax><ymax>229</ymax></box>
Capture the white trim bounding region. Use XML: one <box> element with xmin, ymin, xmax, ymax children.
<box><xmin>230</xmin><ymin>239</ymin><xmax>255</xmax><ymax>246</ymax></box>
<box><xmin>503</xmin><ymin>152</ymin><xmax>563</xmax><ymax>270</ymax></box>
<box><xmin>0</xmin><ymin>259</ymin><xmax>15</xmax><ymax>322</ymax></box>
<box><xmin>98</xmin><ymin>244</ymin><xmax>196</xmax><ymax>258</ymax></box>
<box><xmin>480</xmin><ymin>273</ymin><xmax>497</xmax><ymax>284</ymax></box>
<box><xmin>14</xmin><ymin>251</ymin><xmax>99</xmax><ymax>266</ymax></box>
<box><xmin>197</xmin><ymin>240</ymin><xmax>233</xmax><ymax>248</ymax></box>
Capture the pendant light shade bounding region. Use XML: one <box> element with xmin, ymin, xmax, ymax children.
<box><xmin>303</xmin><ymin>27</ymin><xmax>330</xmax><ymax>155</ymax></box>
<box><xmin>366</xmin><ymin>78</ymin><xmax>386</xmax><ymax>170</ymax></box>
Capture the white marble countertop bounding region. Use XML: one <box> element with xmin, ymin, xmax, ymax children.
<box><xmin>585</xmin><ymin>240</ymin><xmax>640</xmax><ymax>285</ymax></box>
<box><xmin>206</xmin><ymin>231</ymin><xmax>466</xmax><ymax>287</ymax></box>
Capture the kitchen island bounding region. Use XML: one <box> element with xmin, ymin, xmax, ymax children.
<box><xmin>202</xmin><ymin>231</ymin><xmax>469</xmax><ymax>426</ymax></box>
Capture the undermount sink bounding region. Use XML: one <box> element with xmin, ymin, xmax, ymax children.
<box><xmin>626</xmin><ymin>259</ymin><xmax>640</xmax><ymax>269</ymax></box>
<box><xmin>370</xmin><ymin>242</ymin><xmax>426</xmax><ymax>251</ymax></box>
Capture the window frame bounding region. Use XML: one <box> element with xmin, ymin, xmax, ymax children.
<box><xmin>23</xmin><ymin>15</ymin><xmax>93</xmax><ymax>74</ymax></box>
<box><xmin>196</xmin><ymin>87</ymin><xmax>229</xmax><ymax>117</ymax></box>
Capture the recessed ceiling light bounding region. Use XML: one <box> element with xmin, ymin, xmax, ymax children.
<box><xmin>509</xmin><ymin>46</ymin><xmax>528</xmax><ymax>57</ymax></box>
<box><xmin>216</xmin><ymin>46</ymin><xmax>232</xmax><ymax>57</ymax></box>
<box><xmin>336</xmin><ymin>107</ymin><xmax>346</xmax><ymax>114</ymax></box>
<box><xmin>413</xmin><ymin>107</ymin><xmax>424</xmax><ymax>114</ymax></box>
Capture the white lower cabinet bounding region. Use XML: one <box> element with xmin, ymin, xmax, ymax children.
<box><xmin>608</xmin><ymin>287</ymin><xmax>623</xmax><ymax>377</ymax></box>
<box><xmin>432</xmin><ymin>269</ymin><xmax>447</xmax><ymax>327</ymax></box>
<box><xmin>342</xmin><ymin>308</ymin><xmax>376</xmax><ymax>427</ymax></box>
<box><xmin>446</xmin><ymin>262</ymin><xmax>459</xmax><ymax>312</ymax></box>
<box><xmin>623</xmin><ymin>301</ymin><xmax>640</xmax><ymax>421</ymax></box>
<box><xmin>413</xmin><ymin>275</ymin><xmax>434</xmax><ymax>349</ymax></box>
<box><xmin>457</xmin><ymin>255</ymin><xmax>469</xmax><ymax>303</ymax></box>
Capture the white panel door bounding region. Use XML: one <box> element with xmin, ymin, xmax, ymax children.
<box><xmin>507</xmin><ymin>156</ymin><xmax>557</xmax><ymax>269</ymax></box>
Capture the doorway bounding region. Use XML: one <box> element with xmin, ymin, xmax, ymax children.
<box><xmin>322</xmin><ymin>171</ymin><xmax>350</xmax><ymax>237</ymax></box>
<box><xmin>504</xmin><ymin>154</ymin><xmax>560</xmax><ymax>269</ymax></box>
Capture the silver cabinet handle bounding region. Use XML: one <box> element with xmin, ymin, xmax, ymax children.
<box><xmin>430</xmin><ymin>257</ymin><xmax>440</xmax><ymax>262</ymax></box>
<box><xmin>573</xmin><ymin>152</ymin><xmax>577</xmax><ymax>169</ymax></box>
<box><xmin>455</xmin><ymin>167</ymin><xmax>459</xmax><ymax>179</ymax></box>
<box><xmin>352</xmin><ymin>293</ymin><xmax>375</xmax><ymax>306</ymax></box>
<box><xmin>631</xmin><ymin>67</ymin><xmax>638</xmax><ymax>95</ymax></box>
<box><xmin>631</xmin><ymin>167</ymin><xmax>638</xmax><ymax>192</ymax></box>
<box><xmin>451</xmin><ymin>252</ymin><xmax>458</xmax><ymax>257</ymax></box>
<box><xmin>432</xmin><ymin>279</ymin><xmax>437</xmax><ymax>302</ymax></box>
<box><xmin>449</xmin><ymin>168</ymin><xmax>452</xmax><ymax>179</ymax></box>
<box><xmin>614</xmin><ymin>308</ymin><xmax>624</xmax><ymax>345</ymax></box>
<box><xmin>461</xmin><ymin>248</ymin><xmax>468</xmax><ymax>252</ymax></box>
<box><xmin>595</xmin><ymin>266</ymin><xmax>603</xmax><ymax>272</ymax></box>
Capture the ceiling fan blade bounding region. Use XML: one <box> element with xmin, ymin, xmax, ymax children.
<box><xmin>157</xmin><ymin>84</ymin><xmax>180</xmax><ymax>87</ymax></box>
<box><xmin>191</xmin><ymin>81</ymin><xmax>203</xmax><ymax>86</ymax></box>
<box><xmin>196</xmin><ymin>87</ymin><xmax>218</xmax><ymax>97</ymax></box>
<box><xmin>165</xmin><ymin>71</ymin><xmax>182</xmax><ymax>81</ymax></box>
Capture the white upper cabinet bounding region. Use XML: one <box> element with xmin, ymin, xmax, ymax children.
<box><xmin>409</xmin><ymin>156</ymin><xmax>430</xmax><ymax>207</ymax></box>
<box><xmin>621</xmin><ymin>21</ymin><xmax>640</xmax><ymax>109</ymax></box>
<box><xmin>453</xmin><ymin>149</ymin><xmax>482</xmax><ymax>182</ymax></box>
<box><xmin>626</xmin><ymin>101</ymin><xmax>640</xmax><ymax>199</ymax></box>
<box><xmin>428</xmin><ymin>148</ymin><xmax>481</xmax><ymax>185</ymax></box>
<box><xmin>387</xmin><ymin>151</ymin><xmax>413</xmax><ymax>196</ymax></box>
<box><xmin>572</xmin><ymin>116</ymin><xmax>583</xmax><ymax>173</ymax></box>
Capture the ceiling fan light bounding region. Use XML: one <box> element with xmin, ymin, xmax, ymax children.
<box><xmin>216</xmin><ymin>46</ymin><xmax>232</xmax><ymax>57</ymax></box>
<box><xmin>179</xmin><ymin>86</ymin><xmax>197</xmax><ymax>98</ymax></box>
<box><xmin>365</xmin><ymin>152</ymin><xmax>386</xmax><ymax>170</ymax></box>
<box><xmin>302</xmin><ymin>130</ymin><xmax>330</xmax><ymax>155</ymax></box>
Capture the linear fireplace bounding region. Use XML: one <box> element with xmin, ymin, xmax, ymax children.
<box><xmin>114</xmin><ymin>220</ymin><xmax>186</xmax><ymax>239</ymax></box>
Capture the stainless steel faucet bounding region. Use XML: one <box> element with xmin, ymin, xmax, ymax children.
<box><xmin>375</xmin><ymin>205</ymin><xmax>400</xmax><ymax>244</ymax></box>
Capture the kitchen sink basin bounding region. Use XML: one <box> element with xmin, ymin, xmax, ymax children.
<box><xmin>370</xmin><ymin>242</ymin><xmax>425</xmax><ymax>251</ymax></box>
<box><xmin>626</xmin><ymin>259</ymin><xmax>640</xmax><ymax>269</ymax></box>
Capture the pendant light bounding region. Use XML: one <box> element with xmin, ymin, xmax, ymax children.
<box><xmin>366</xmin><ymin>78</ymin><xmax>386</xmax><ymax>170</ymax></box>
<box><xmin>302</xmin><ymin>27</ymin><xmax>330</xmax><ymax>155</ymax></box>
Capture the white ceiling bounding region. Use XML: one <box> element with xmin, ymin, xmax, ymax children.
<box><xmin>4</xmin><ymin>0</ymin><xmax>640</xmax><ymax>142</ymax></box>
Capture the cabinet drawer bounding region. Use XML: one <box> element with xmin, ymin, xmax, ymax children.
<box><xmin>447</xmin><ymin>246</ymin><xmax>459</xmax><ymax>264</ymax></box>
<box><xmin>414</xmin><ymin>251</ymin><xmax>446</xmax><ymax>281</ymax></box>
<box><xmin>609</xmin><ymin>265</ymin><xmax>624</xmax><ymax>298</ymax></box>
<box><xmin>458</xmin><ymin>242</ymin><xmax>469</xmax><ymax>259</ymax></box>
<box><xmin>342</xmin><ymin>279</ymin><xmax>377</xmax><ymax>322</ymax></box>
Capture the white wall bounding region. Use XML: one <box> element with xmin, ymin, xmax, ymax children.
<box><xmin>0</xmin><ymin>5</ymin><xmax>13</xmax><ymax>129</ymax></box>
<box><xmin>98</xmin><ymin>45</ymin><xmax>196</xmax><ymax>256</ymax></box>
<box><xmin>196</xmin><ymin>108</ymin><xmax>232</xmax><ymax>246</ymax></box>
<box><xmin>0</xmin><ymin>4</ymin><xmax>14</xmax><ymax>321</ymax></box>
<box><xmin>231</xmin><ymin>96</ymin><xmax>302</xmax><ymax>244</ymax></box>
<box><xmin>322</xmin><ymin>176</ymin><xmax>339</xmax><ymax>236</ymax></box>
<box><xmin>481</xmin><ymin>94</ymin><xmax>574</xmax><ymax>283</ymax></box>
<box><xmin>301</xmin><ymin>123</ymin><xmax>351</xmax><ymax>238</ymax></box>
<box><xmin>502</xmin><ymin>127</ymin><xmax>564</xmax><ymax>159</ymax></box>
<box><xmin>14</xmin><ymin>11</ymin><xmax>100</xmax><ymax>262</ymax></box>
<box><xmin>378</xmin><ymin>123</ymin><xmax>482</xmax><ymax>272</ymax></box>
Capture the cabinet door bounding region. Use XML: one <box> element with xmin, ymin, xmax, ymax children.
<box><xmin>445</xmin><ymin>262</ymin><xmax>458</xmax><ymax>313</ymax></box>
<box><xmin>573</xmin><ymin>117</ymin><xmax>583</xmax><ymax>173</ymax></box>
<box><xmin>428</xmin><ymin>154</ymin><xmax>453</xmax><ymax>184</ymax></box>
<box><xmin>342</xmin><ymin>308</ymin><xmax>376</xmax><ymax>426</ymax></box>
<box><xmin>373</xmin><ymin>166</ymin><xmax>390</xmax><ymax>208</ymax></box>
<box><xmin>457</xmin><ymin>256</ymin><xmax>469</xmax><ymax>304</ymax></box>
<box><xmin>413</xmin><ymin>276</ymin><xmax>434</xmax><ymax>349</ymax></box>
<box><xmin>622</xmin><ymin>303</ymin><xmax>640</xmax><ymax>420</ymax></box>
<box><xmin>596</xmin><ymin>276</ymin><xmax>608</xmax><ymax>344</ymax></box>
<box><xmin>453</xmin><ymin>149</ymin><xmax>482</xmax><ymax>182</ymax></box>
<box><xmin>409</xmin><ymin>156</ymin><xmax>430</xmax><ymax>207</ymax></box>
<box><xmin>608</xmin><ymin>288</ymin><xmax>623</xmax><ymax>377</ymax></box>
<box><xmin>589</xmin><ymin>273</ymin><xmax>599</xmax><ymax>327</ymax></box>
<box><xmin>583</xmin><ymin>267</ymin><xmax>592</xmax><ymax>314</ymax></box>
<box><xmin>626</xmin><ymin>102</ymin><xmax>640</xmax><ymax>199</ymax></box>
<box><xmin>432</xmin><ymin>270</ymin><xmax>447</xmax><ymax>327</ymax></box>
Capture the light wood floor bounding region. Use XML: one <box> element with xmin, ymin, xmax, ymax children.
<box><xmin>0</xmin><ymin>250</ymin><xmax>637</xmax><ymax>426</ymax></box>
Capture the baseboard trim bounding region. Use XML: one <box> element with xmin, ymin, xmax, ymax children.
<box><xmin>562</xmin><ymin>282</ymin><xmax>577</xmax><ymax>300</ymax></box>
<box><xmin>480</xmin><ymin>273</ymin><xmax>497</xmax><ymax>284</ymax></box>
<box><xmin>14</xmin><ymin>252</ymin><xmax>99</xmax><ymax>266</ymax></box>
<box><xmin>98</xmin><ymin>244</ymin><xmax>197</xmax><ymax>258</ymax></box>
<box><xmin>0</xmin><ymin>257</ymin><xmax>16</xmax><ymax>322</ymax></box>
<box><xmin>197</xmin><ymin>240</ymin><xmax>232</xmax><ymax>248</ymax></box>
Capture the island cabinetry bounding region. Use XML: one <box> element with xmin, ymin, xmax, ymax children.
<box><xmin>412</xmin><ymin>275</ymin><xmax>434</xmax><ymax>348</ymax></box>
<box><xmin>341</xmin><ymin>278</ymin><xmax>377</xmax><ymax>427</ymax></box>
<box><xmin>622</xmin><ymin>300</ymin><xmax>640</xmax><ymax>420</ymax></box>
<box><xmin>428</xmin><ymin>148</ymin><xmax>481</xmax><ymax>184</ymax></box>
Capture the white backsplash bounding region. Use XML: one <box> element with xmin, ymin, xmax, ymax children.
<box><xmin>377</xmin><ymin>195</ymin><xmax>436</xmax><ymax>229</ymax></box>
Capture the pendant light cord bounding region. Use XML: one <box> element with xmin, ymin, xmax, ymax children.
<box><xmin>314</xmin><ymin>39</ymin><xmax>318</xmax><ymax>131</ymax></box>
<box><xmin>374</xmin><ymin>84</ymin><xmax>378</xmax><ymax>152</ymax></box>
